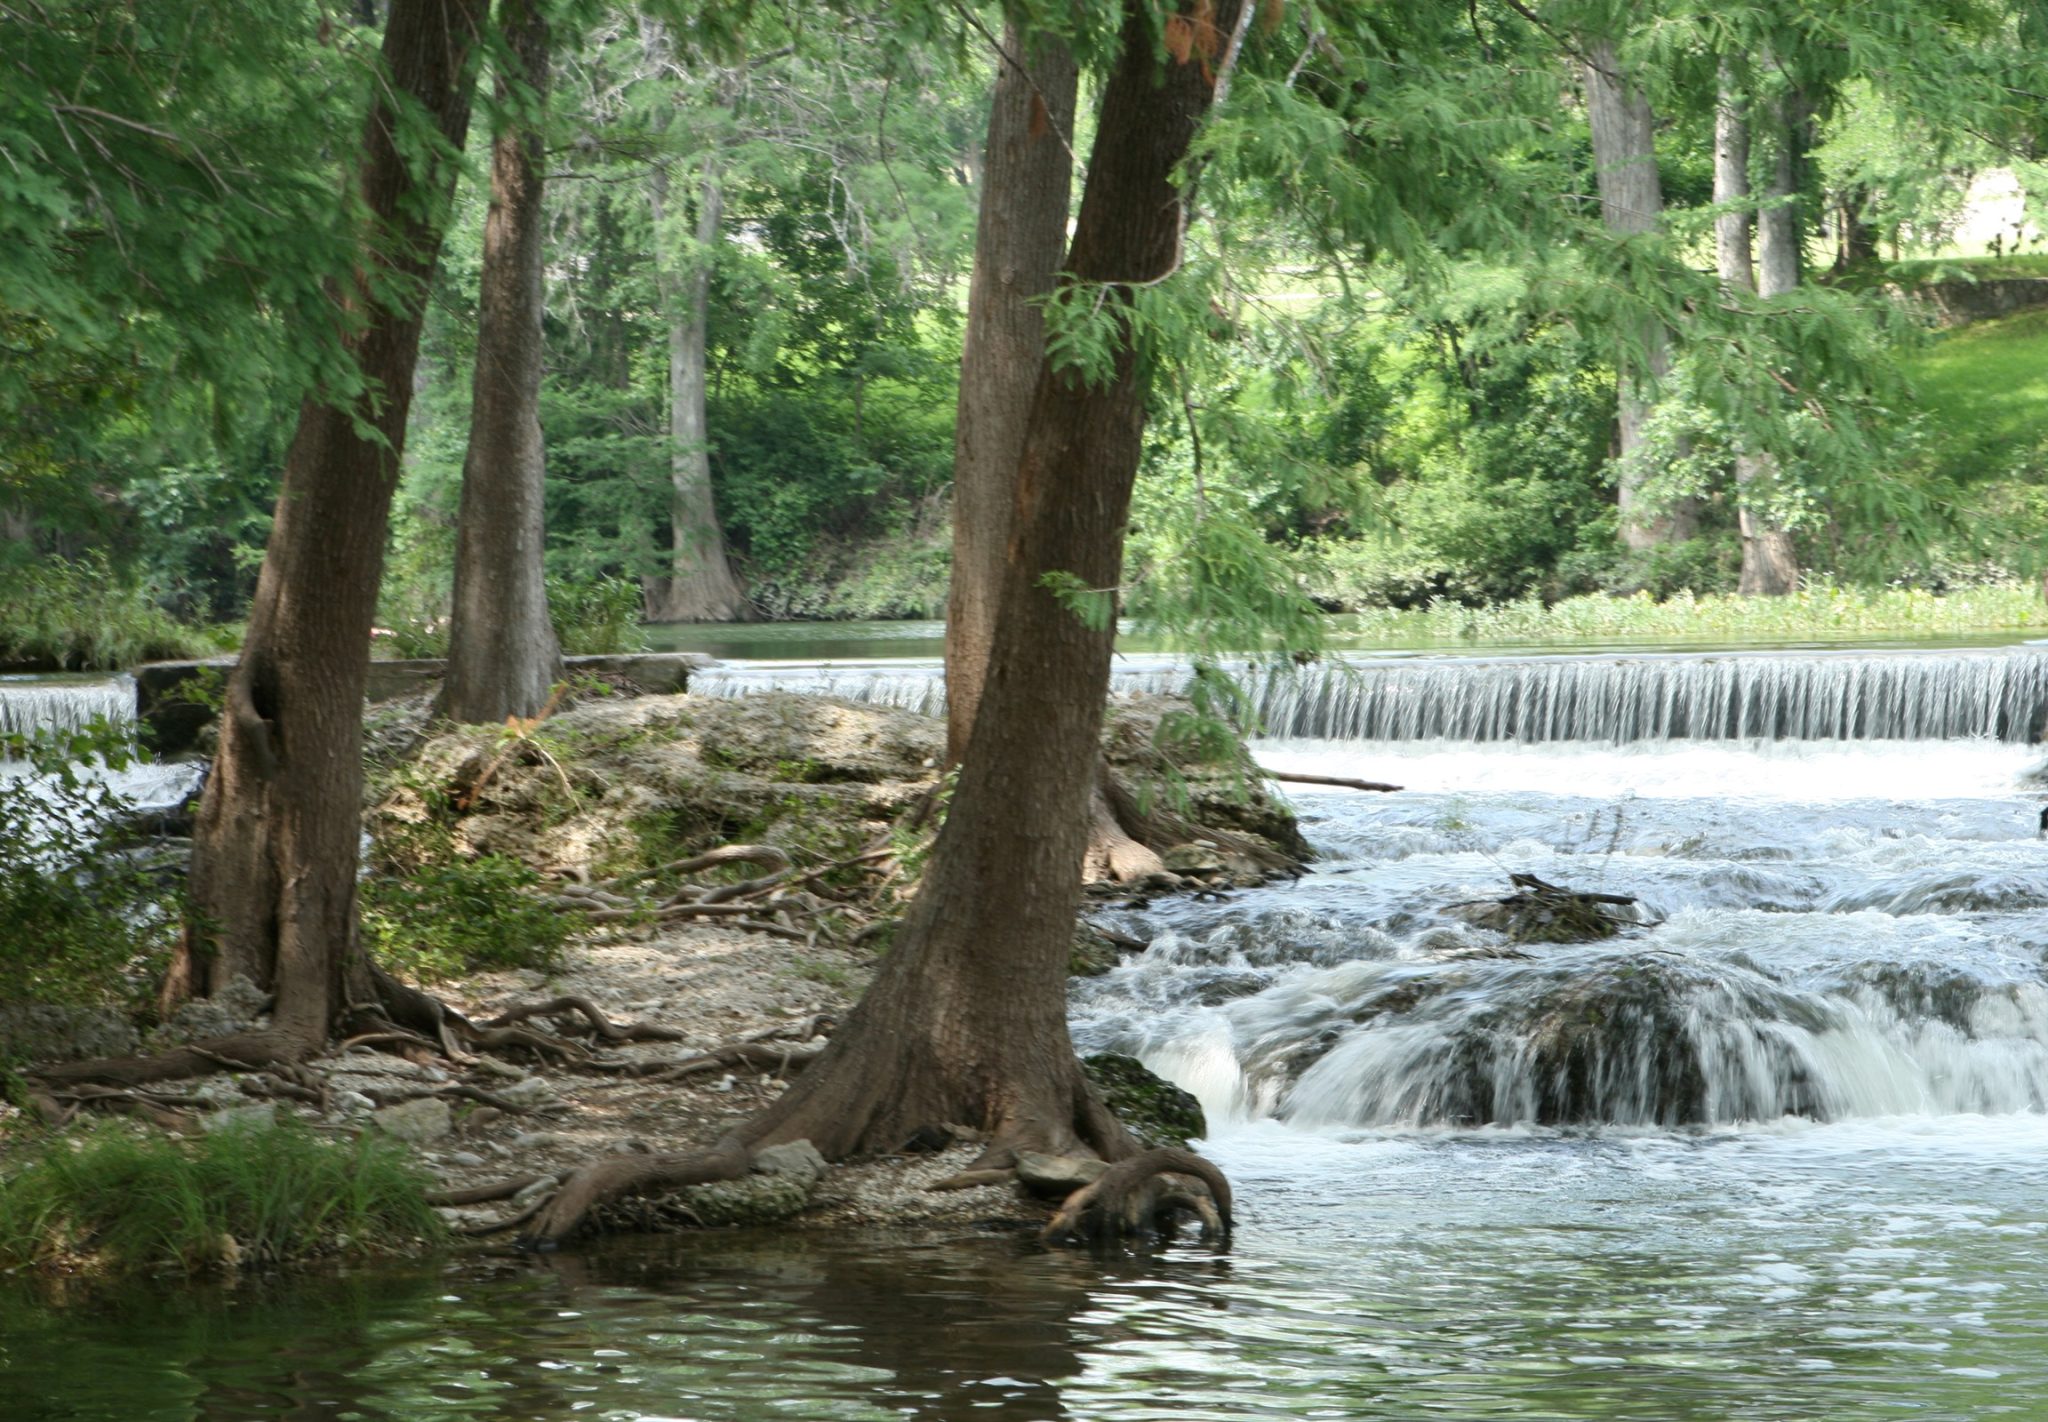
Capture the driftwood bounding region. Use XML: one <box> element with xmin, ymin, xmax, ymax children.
<box><xmin>1259</xmin><ymin>768</ymin><xmax>1402</xmax><ymax>793</ymax></box>
<box><xmin>1450</xmin><ymin>872</ymin><xmax>1645</xmax><ymax>944</ymax></box>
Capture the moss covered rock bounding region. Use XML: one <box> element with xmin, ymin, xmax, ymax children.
<box><xmin>1083</xmin><ymin>1052</ymin><xmax>1206</xmax><ymax>1149</ymax></box>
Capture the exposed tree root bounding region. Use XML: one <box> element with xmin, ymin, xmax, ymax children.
<box><xmin>1041</xmin><ymin>1148</ymin><xmax>1234</xmax><ymax>1246</ymax></box>
<box><xmin>516</xmin><ymin>1133</ymin><xmax>754</xmax><ymax>1248</ymax></box>
<box><xmin>480</xmin><ymin>995</ymin><xmax>686</xmax><ymax>1044</ymax></box>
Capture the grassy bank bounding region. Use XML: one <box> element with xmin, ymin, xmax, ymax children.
<box><xmin>1333</xmin><ymin>584</ymin><xmax>2048</xmax><ymax>647</ymax></box>
<box><xmin>0</xmin><ymin>1121</ymin><xmax>442</xmax><ymax>1276</ymax></box>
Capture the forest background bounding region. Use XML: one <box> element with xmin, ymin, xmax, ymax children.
<box><xmin>7</xmin><ymin>0</ymin><xmax>2048</xmax><ymax>667</ymax></box>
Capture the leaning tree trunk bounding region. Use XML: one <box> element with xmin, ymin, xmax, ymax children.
<box><xmin>170</xmin><ymin>0</ymin><xmax>486</xmax><ymax>1057</ymax></box>
<box><xmin>643</xmin><ymin>146</ymin><xmax>751</xmax><ymax>623</ymax></box>
<box><xmin>942</xmin><ymin>20</ymin><xmax>1164</xmax><ymax>882</ymax></box>
<box><xmin>442</xmin><ymin>0</ymin><xmax>563</xmax><ymax>723</ymax></box>
<box><xmin>526</xmin><ymin>2</ymin><xmax>1249</xmax><ymax>1244</ymax></box>
<box><xmin>1740</xmin><ymin>75</ymin><xmax>1803</xmax><ymax>598</ymax></box>
<box><xmin>945</xmin><ymin>15</ymin><xmax>1076</xmax><ymax>769</ymax></box>
<box><xmin>1581</xmin><ymin>37</ymin><xmax>1695</xmax><ymax>549</ymax></box>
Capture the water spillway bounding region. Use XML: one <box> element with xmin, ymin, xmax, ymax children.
<box><xmin>692</xmin><ymin>644</ymin><xmax>2048</xmax><ymax>743</ymax></box>
<box><xmin>0</xmin><ymin>673</ymin><xmax>136</xmax><ymax>743</ymax></box>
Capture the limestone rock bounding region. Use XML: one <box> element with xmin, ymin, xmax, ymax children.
<box><xmin>372</xmin><ymin>1097</ymin><xmax>453</xmax><ymax>1143</ymax></box>
<box><xmin>1083</xmin><ymin>1052</ymin><xmax>1206</xmax><ymax>1150</ymax></box>
<box><xmin>1015</xmin><ymin>1151</ymin><xmax>1109</xmax><ymax>1197</ymax></box>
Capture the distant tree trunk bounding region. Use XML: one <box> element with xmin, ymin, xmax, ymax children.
<box><xmin>1581</xmin><ymin>37</ymin><xmax>1694</xmax><ymax>549</ymax></box>
<box><xmin>442</xmin><ymin>0</ymin><xmax>563</xmax><ymax>723</ymax></box>
<box><xmin>1740</xmin><ymin>74</ymin><xmax>1803</xmax><ymax>598</ymax></box>
<box><xmin>944</xmin><ymin>15</ymin><xmax>1075</xmax><ymax>769</ymax></box>
<box><xmin>161</xmin><ymin>0</ymin><xmax>486</xmax><ymax>1061</ymax></box>
<box><xmin>530</xmin><ymin>7</ymin><xmax>1252</xmax><ymax>1246</ymax></box>
<box><xmin>643</xmin><ymin>143</ymin><xmax>751</xmax><ymax>623</ymax></box>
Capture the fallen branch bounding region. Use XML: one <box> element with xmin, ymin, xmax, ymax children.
<box><xmin>1260</xmin><ymin>768</ymin><xmax>1402</xmax><ymax>793</ymax></box>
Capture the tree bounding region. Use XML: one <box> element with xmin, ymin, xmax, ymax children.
<box><xmin>1736</xmin><ymin>57</ymin><xmax>1804</xmax><ymax>596</ymax></box>
<box><xmin>442</xmin><ymin>0</ymin><xmax>565</xmax><ymax>721</ymax></box>
<box><xmin>640</xmin><ymin>23</ymin><xmax>753</xmax><ymax>623</ymax></box>
<box><xmin>36</xmin><ymin>0</ymin><xmax>492</xmax><ymax>1080</ymax></box>
<box><xmin>527</xmin><ymin>0</ymin><xmax>1250</xmax><ymax>1245</ymax></box>
<box><xmin>1578</xmin><ymin>32</ymin><xmax>1695</xmax><ymax>549</ymax></box>
<box><xmin>944</xmin><ymin>15</ymin><xmax>1077</xmax><ymax>769</ymax></box>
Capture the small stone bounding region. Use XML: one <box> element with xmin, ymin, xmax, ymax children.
<box><xmin>472</xmin><ymin>1057</ymin><xmax>528</xmax><ymax>1081</ymax></box>
<box><xmin>332</xmin><ymin>1090</ymin><xmax>377</xmax><ymax>1118</ymax></box>
<box><xmin>372</xmin><ymin>1097</ymin><xmax>453</xmax><ymax>1143</ymax></box>
<box><xmin>496</xmin><ymin>1076</ymin><xmax>556</xmax><ymax>1108</ymax></box>
<box><xmin>512</xmin><ymin>1130</ymin><xmax>576</xmax><ymax>1149</ymax></box>
<box><xmin>449</xmin><ymin>1151</ymin><xmax>486</xmax><ymax>1168</ymax></box>
<box><xmin>751</xmin><ymin>1139</ymin><xmax>826</xmax><ymax>1186</ymax></box>
<box><xmin>512</xmin><ymin>1175</ymin><xmax>559</xmax><ymax>1209</ymax></box>
<box><xmin>201</xmin><ymin>1102</ymin><xmax>278</xmax><ymax>1134</ymax></box>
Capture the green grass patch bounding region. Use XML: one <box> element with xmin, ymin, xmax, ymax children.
<box><xmin>0</xmin><ymin>1120</ymin><xmax>443</xmax><ymax>1275</ymax></box>
<box><xmin>0</xmin><ymin>553</ymin><xmax>221</xmax><ymax>670</ymax></box>
<box><xmin>1904</xmin><ymin>308</ymin><xmax>2048</xmax><ymax>455</ymax></box>
<box><xmin>1332</xmin><ymin>584</ymin><xmax>2048</xmax><ymax>647</ymax></box>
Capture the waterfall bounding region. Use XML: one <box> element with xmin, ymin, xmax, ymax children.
<box><xmin>0</xmin><ymin>674</ymin><xmax>137</xmax><ymax>744</ymax></box>
<box><xmin>1251</xmin><ymin>647</ymin><xmax>2048</xmax><ymax>743</ymax></box>
<box><xmin>691</xmin><ymin>647</ymin><xmax>2048</xmax><ymax>743</ymax></box>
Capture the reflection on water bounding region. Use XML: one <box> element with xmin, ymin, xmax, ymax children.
<box><xmin>10</xmin><ymin>731</ymin><xmax>2048</xmax><ymax>1418</ymax></box>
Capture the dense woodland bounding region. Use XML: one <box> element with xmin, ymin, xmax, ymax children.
<box><xmin>8</xmin><ymin>0</ymin><xmax>2048</xmax><ymax>1258</ymax></box>
<box><xmin>8</xmin><ymin>0</ymin><xmax>2048</xmax><ymax>656</ymax></box>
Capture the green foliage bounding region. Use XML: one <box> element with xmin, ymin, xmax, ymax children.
<box><xmin>0</xmin><ymin>1120</ymin><xmax>442</xmax><ymax>1275</ymax></box>
<box><xmin>1327</xmin><ymin>583</ymin><xmax>2048</xmax><ymax>647</ymax></box>
<box><xmin>361</xmin><ymin>852</ymin><xmax>568</xmax><ymax>985</ymax></box>
<box><xmin>548</xmin><ymin>574</ymin><xmax>648</xmax><ymax>655</ymax></box>
<box><xmin>0</xmin><ymin>720</ymin><xmax>182</xmax><ymax>1007</ymax></box>
<box><xmin>0</xmin><ymin>555</ymin><xmax>221</xmax><ymax>670</ymax></box>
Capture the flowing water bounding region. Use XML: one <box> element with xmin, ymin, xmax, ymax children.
<box><xmin>11</xmin><ymin>652</ymin><xmax>2048</xmax><ymax>1418</ymax></box>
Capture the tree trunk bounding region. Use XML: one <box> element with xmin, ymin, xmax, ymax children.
<box><xmin>176</xmin><ymin>0</ymin><xmax>485</xmax><ymax>1052</ymax></box>
<box><xmin>1740</xmin><ymin>75</ymin><xmax>1802</xmax><ymax>598</ymax></box>
<box><xmin>1581</xmin><ymin>37</ymin><xmax>1694</xmax><ymax>549</ymax></box>
<box><xmin>643</xmin><ymin>139</ymin><xmax>751</xmax><ymax>623</ymax></box>
<box><xmin>944</xmin><ymin>16</ymin><xmax>1076</xmax><ymax>769</ymax></box>
<box><xmin>442</xmin><ymin>0</ymin><xmax>563</xmax><ymax>723</ymax></box>
<box><xmin>739</xmin><ymin>0</ymin><xmax>1245</xmax><ymax>1165</ymax></box>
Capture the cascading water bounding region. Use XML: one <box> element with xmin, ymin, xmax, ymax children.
<box><xmin>0</xmin><ymin>673</ymin><xmax>138</xmax><ymax>742</ymax></box>
<box><xmin>1072</xmin><ymin>735</ymin><xmax>2048</xmax><ymax>1134</ymax></box>
<box><xmin>689</xmin><ymin>644</ymin><xmax>2048</xmax><ymax>742</ymax></box>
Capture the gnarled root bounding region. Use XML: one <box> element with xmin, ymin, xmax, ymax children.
<box><xmin>1041</xmin><ymin>1147</ymin><xmax>1233</xmax><ymax>1247</ymax></box>
<box><xmin>515</xmin><ymin>1133</ymin><xmax>754</xmax><ymax>1249</ymax></box>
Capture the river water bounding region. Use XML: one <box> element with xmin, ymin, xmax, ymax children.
<box><xmin>8</xmin><ymin>650</ymin><xmax>2048</xmax><ymax>1419</ymax></box>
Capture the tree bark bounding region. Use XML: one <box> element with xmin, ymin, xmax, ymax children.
<box><xmin>177</xmin><ymin>0</ymin><xmax>486</xmax><ymax>1049</ymax></box>
<box><xmin>1580</xmin><ymin>37</ymin><xmax>1694</xmax><ymax>549</ymax></box>
<box><xmin>442</xmin><ymin>0</ymin><xmax>563</xmax><ymax>723</ymax></box>
<box><xmin>1740</xmin><ymin>74</ymin><xmax>1803</xmax><ymax>598</ymax></box>
<box><xmin>944</xmin><ymin>16</ymin><xmax>1076</xmax><ymax>769</ymax></box>
<box><xmin>643</xmin><ymin>111</ymin><xmax>751</xmax><ymax>624</ymax></box>
<box><xmin>737</xmin><ymin>0</ymin><xmax>1246</xmax><ymax>1166</ymax></box>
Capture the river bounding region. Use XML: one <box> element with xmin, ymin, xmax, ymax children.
<box><xmin>7</xmin><ymin>646</ymin><xmax>2048</xmax><ymax>1418</ymax></box>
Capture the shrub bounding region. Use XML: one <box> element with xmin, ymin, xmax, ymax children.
<box><xmin>0</xmin><ymin>722</ymin><xmax>183</xmax><ymax>1008</ymax></box>
<box><xmin>548</xmin><ymin>573</ymin><xmax>648</xmax><ymax>655</ymax></box>
<box><xmin>360</xmin><ymin>852</ymin><xmax>569</xmax><ymax>983</ymax></box>
<box><xmin>0</xmin><ymin>553</ymin><xmax>218</xmax><ymax>670</ymax></box>
<box><xmin>0</xmin><ymin>1119</ymin><xmax>442</xmax><ymax>1274</ymax></box>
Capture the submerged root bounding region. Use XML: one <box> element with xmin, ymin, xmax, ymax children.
<box><xmin>1041</xmin><ymin>1147</ymin><xmax>1234</xmax><ymax>1246</ymax></box>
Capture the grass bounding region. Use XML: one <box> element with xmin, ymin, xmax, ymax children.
<box><xmin>1903</xmin><ymin>308</ymin><xmax>2048</xmax><ymax>454</ymax></box>
<box><xmin>0</xmin><ymin>1120</ymin><xmax>443</xmax><ymax>1275</ymax></box>
<box><xmin>1332</xmin><ymin>584</ymin><xmax>2048</xmax><ymax>648</ymax></box>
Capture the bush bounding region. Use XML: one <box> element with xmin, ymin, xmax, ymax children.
<box><xmin>548</xmin><ymin>573</ymin><xmax>648</xmax><ymax>655</ymax></box>
<box><xmin>0</xmin><ymin>722</ymin><xmax>183</xmax><ymax>1008</ymax></box>
<box><xmin>361</xmin><ymin>852</ymin><xmax>569</xmax><ymax>983</ymax></box>
<box><xmin>0</xmin><ymin>553</ymin><xmax>219</xmax><ymax>670</ymax></box>
<box><xmin>0</xmin><ymin>1119</ymin><xmax>442</xmax><ymax>1274</ymax></box>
